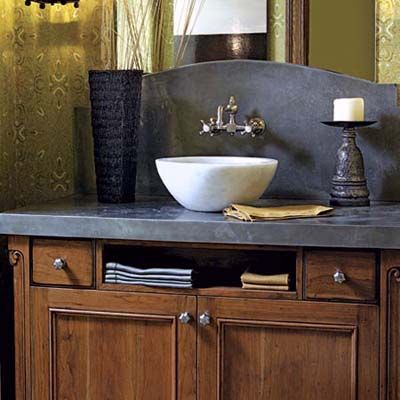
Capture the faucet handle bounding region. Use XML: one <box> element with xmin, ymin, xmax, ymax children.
<box><xmin>200</xmin><ymin>118</ymin><xmax>222</xmax><ymax>137</ymax></box>
<box><xmin>242</xmin><ymin>120</ymin><xmax>253</xmax><ymax>136</ymax></box>
<box><xmin>200</xmin><ymin>120</ymin><xmax>210</xmax><ymax>135</ymax></box>
<box><xmin>208</xmin><ymin>117</ymin><xmax>221</xmax><ymax>137</ymax></box>
<box><xmin>246</xmin><ymin>118</ymin><xmax>266</xmax><ymax>137</ymax></box>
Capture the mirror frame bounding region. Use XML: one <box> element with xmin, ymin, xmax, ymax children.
<box><xmin>286</xmin><ymin>0</ymin><xmax>309</xmax><ymax>65</ymax></box>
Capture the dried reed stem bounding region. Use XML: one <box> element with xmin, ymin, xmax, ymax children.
<box><xmin>102</xmin><ymin>0</ymin><xmax>205</xmax><ymax>72</ymax></box>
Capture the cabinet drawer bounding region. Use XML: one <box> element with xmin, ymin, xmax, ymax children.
<box><xmin>305</xmin><ymin>250</ymin><xmax>377</xmax><ymax>302</ymax></box>
<box><xmin>32</xmin><ymin>239</ymin><xmax>94</xmax><ymax>287</ymax></box>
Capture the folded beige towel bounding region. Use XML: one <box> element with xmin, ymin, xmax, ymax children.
<box><xmin>242</xmin><ymin>283</ymin><xmax>290</xmax><ymax>291</ymax></box>
<box><xmin>241</xmin><ymin>271</ymin><xmax>290</xmax><ymax>286</ymax></box>
<box><xmin>224</xmin><ymin>204</ymin><xmax>333</xmax><ymax>222</ymax></box>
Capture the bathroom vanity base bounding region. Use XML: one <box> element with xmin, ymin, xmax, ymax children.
<box><xmin>7</xmin><ymin>235</ymin><xmax>397</xmax><ymax>400</ymax></box>
<box><xmin>3</xmin><ymin>196</ymin><xmax>400</xmax><ymax>399</ymax></box>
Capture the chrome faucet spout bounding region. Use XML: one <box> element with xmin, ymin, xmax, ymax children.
<box><xmin>217</xmin><ymin>105</ymin><xmax>225</xmax><ymax>129</ymax></box>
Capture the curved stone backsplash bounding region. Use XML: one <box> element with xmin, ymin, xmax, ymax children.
<box><xmin>137</xmin><ymin>60</ymin><xmax>400</xmax><ymax>201</ymax></box>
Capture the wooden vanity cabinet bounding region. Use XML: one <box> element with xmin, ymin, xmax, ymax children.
<box><xmin>198</xmin><ymin>297</ymin><xmax>378</xmax><ymax>400</ymax></box>
<box><xmin>30</xmin><ymin>288</ymin><xmax>197</xmax><ymax>400</ymax></box>
<box><xmin>9</xmin><ymin>237</ymin><xmax>386</xmax><ymax>400</ymax></box>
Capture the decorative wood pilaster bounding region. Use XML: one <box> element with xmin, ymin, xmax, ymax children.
<box><xmin>381</xmin><ymin>251</ymin><xmax>400</xmax><ymax>400</ymax></box>
<box><xmin>0</xmin><ymin>240</ymin><xmax>14</xmax><ymax>400</ymax></box>
<box><xmin>385</xmin><ymin>268</ymin><xmax>400</xmax><ymax>399</ymax></box>
<box><xmin>8</xmin><ymin>237</ymin><xmax>31</xmax><ymax>400</ymax></box>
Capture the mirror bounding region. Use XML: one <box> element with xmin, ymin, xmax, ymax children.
<box><xmin>174</xmin><ymin>0</ymin><xmax>270</xmax><ymax>64</ymax></box>
<box><xmin>172</xmin><ymin>0</ymin><xmax>376</xmax><ymax>81</ymax></box>
<box><xmin>173</xmin><ymin>0</ymin><xmax>290</xmax><ymax>65</ymax></box>
<box><xmin>113</xmin><ymin>0</ymin><xmax>376</xmax><ymax>80</ymax></box>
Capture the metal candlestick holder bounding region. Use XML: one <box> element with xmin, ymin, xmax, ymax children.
<box><xmin>322</xmin><ymin>121</ymin><xmax>377</xmax><ymax>207</ymax></box>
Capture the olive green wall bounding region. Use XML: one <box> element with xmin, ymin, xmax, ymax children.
<box><xmin>309</xmin><ymin>0</ymin><xmax>376</xmax><ymax>81</ymax></box>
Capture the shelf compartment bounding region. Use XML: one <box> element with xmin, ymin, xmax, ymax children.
<box><xmin>96</xmin><ymin>240</ymin><xmax>303</xmax><ymax>300</ymax></box>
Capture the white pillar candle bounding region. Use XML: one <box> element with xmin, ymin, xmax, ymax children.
<box><xmin>333</xmin><ymin>98</ymin><xmax>365</xmax><ymax>122</ymax></box>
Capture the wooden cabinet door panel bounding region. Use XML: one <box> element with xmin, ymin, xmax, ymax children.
<box><xmin>31</xmin><ymin>288</ymin><xmax>197</xmax><ymax>400</ymax></box>
<box><xmin>198</xmin><ymin>298</ymin><xmax>378</xmax><ymax>400</ymax></box>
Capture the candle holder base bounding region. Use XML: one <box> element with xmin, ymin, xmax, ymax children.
<box><xmin>330</xmin><ymin>197</ymin><xmax>370</xmax><ymax>208</ymax></box>
<box><xmin>322</xmin><ymin>121</ymin><xmax>376</xmax><ymax>208</ymax></box>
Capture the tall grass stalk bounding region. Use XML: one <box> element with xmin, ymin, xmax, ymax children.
<box><xmin>101</xmin><ymin>0</ymin><xmax>205</xmax><ymax>72</ymax></box>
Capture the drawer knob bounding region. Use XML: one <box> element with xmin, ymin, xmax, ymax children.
<box><xmin>178</xmin><ymin>312</ymin><xmax>192</xmax><ymax>324</ymax></box>
<box><xmin>333</xmin><ymin>270</ymin><xmax>347</xmax><ymax>284</ymax></box>
<box><xmin>53</xmin><ymin>258</ymin><xmax>66</xmax><ymax>270</ymax></box>
<box><xmin>199</xmin><ymin>312</ymin><xmax>211</xmax><ymax>327</ymax></box>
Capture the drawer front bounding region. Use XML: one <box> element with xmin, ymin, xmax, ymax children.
<box><xmin>305</xmin><ymin>250</ymin><xmax>377</xmax><ymax>302</ymax></box>
<box><xmin>32</xmin><ymin>239</ymin><xmax>94</xmax><ymax>287</ymax></box>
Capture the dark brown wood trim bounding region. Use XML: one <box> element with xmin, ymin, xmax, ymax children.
<box><xmin>286</xmin><ymin>0</ymin><xmax>310</xmax><ymax>65</ymax></box>
<box><xmin>1</xmin><ymin>241</ymin><xmax>14</xmax><ymax>400</ymax></box>
<box><xmin>380</xmin><ymin>251</ymin><xmax>400</xmax><ymax>400</ymax></box>
<box><xmin>381</xmin><ymin>264</ymin><xmax>400</xmax><ymax>400</ymax></box>
<box><xmin>9</xmin><ymin>236</ymin><xmax>31</xmax><ymax>400</ymax></box>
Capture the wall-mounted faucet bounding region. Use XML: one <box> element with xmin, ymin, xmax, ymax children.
<box><xmin>200</xmin><ymin>96</ymin><xmax>266</xmax><ymax>137</ymax></box>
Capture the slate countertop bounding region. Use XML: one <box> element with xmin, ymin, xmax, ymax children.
<box><xmin>0</xmin><ymin>195</ymin><xmax>399</xmax><ymax>249</ymax></box>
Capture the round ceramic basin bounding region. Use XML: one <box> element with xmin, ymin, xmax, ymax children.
<box><xmin>155</xmin><ymin>156</ymin><xmax>278</xmax><ymax>212</ymax></box>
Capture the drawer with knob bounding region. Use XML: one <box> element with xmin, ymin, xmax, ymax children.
<box><xmin>305</xmin><ymin>250</ymin><xmax>377</xmax><ymax>302</ymax></box>
<box><xmin>32</xmin><ymin>239</ymin><xmax>94</xmax><ymax>287</ymax></box>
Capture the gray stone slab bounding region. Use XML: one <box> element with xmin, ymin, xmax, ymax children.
<box><xmin>137</xmin><ymin>60</ymin><xmax>400</xmax><ymax>201</ymax></box>
<box><xmin>2</xmin><ymin>195</ymin><xmax>400</xmax><ymax>250</ymax></box>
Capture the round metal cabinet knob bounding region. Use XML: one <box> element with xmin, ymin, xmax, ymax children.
<box><xmin>333</xmin><ymin>270</ymin><xmax>347</xmax><ymax>284</ymax></box>
<box><xmin>53</xmin><ymin>258</ymin><xmax>66</xmax><ymax>270</ymax></box>
<box><xmin>199</xmin><ymin>312</ymin><xmax>211</xmax><ymax>327</ymax></box>
<box><xmin>178</xmin><ymin>312</ymin><xmax>192</xmax><ymax>324</ymax></box>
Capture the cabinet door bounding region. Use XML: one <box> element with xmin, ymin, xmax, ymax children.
<box><xmin>31</xmin><ymin>288</ymin><xmax>196</xmax><ymax>400</ymax></box>
<box><xmin>198</xmin><ymin>297</ymin><xmax>378</xmax><ymax>400</ymax></box>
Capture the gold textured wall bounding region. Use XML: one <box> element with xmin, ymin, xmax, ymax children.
<box><xmin>268</xmin><ymin>0</ymin><xmax>286</xmax><ymax>62</ymax></box>
<box><xmin>0</xmin><ymin>2</ymin><xmax>16</xmax><ymax>211</ymax></box>
<box><xmin>376</xmin><ymin>0</ymin><xmax>400</xmax><ymax>84</ymax></box>
<box><xmin>0</xmin><ymin>2</ymin><xmax>107</xmax><ymax>211</ymax></box>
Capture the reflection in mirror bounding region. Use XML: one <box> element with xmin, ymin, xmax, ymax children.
<box><xmin>174</xmin><ymin>0</ymin><xmax>268</xmax><ymax>64</ymax></box>
<box><xmin>112</xmin><ymin>0</ymin><xmax>287</xmax><ymax>73</ymax></box>
<box><xmin>107</xmin><ymin>0</ymin><xmax>377</xmax><ymax>80</ymax></box>
<box><xmin>174</xmin><ymin>0</ymin><xmax>287</xmax><ymax>65</ymax></box>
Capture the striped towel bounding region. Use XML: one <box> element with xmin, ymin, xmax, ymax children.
<box><xmin>105</xmin><ymin>262</ymin><xmax>195</xmax><ymax>288</ymax></box>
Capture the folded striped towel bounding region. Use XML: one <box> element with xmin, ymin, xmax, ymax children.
<box><xmin>106</xmin><ymin>262</ymin><xmax>193</xmax><ymax>277</ymax></box>
<box><xmin>105</xmin><ymin>262</ymin><xmax>195</xmax><ymax>288</ymax></box>
<box><xmin>104</xmin><ymin>262</ymin><xmax>243</xmax><ymax>289</ymax></box>
<box><xmin>104</xmin><ymin>269</ymin><xmax>192</xmax><ymax>282</ymax></box>
<box><xmin>104</xmin><ymin>275</ymin><xmax>193</xmax><ymax>289</ymax></box>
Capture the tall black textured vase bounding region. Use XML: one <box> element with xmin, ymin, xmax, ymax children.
<box><xmin>89</xmin><ymin>70</ymin><xmax>143</xmax><ymax>203</ymax></box>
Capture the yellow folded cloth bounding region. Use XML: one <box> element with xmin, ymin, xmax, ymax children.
<box><xmin>223</xmin><ymin>204</ymin><xmax>333</xmax><ymax>222</ymax></box>
<box><xmin>241</xmin><ymin>271</ymin><xmax>290</xmax><ymax>286</ymax></box>
<box><xmin>242</xmin><ymin>283</ymin><xmax>290</xmax><ymax>291</ymax></box>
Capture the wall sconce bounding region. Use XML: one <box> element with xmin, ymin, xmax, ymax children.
<box><xmin>25</xmin><ymin>0</ymin><xmax>80</xmax><ymax>9</ymax></box>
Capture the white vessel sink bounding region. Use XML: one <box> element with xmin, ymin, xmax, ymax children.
<box><xmin>155</xmin><ymin>156</ymin><xmax>278</xmax><ymax>212</ymax></box>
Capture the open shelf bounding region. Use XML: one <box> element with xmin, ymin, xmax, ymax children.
<box><xmin>97</xmin><ymin>240</ymin><xmax>302</xmax><ymax>300</ymax></box>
